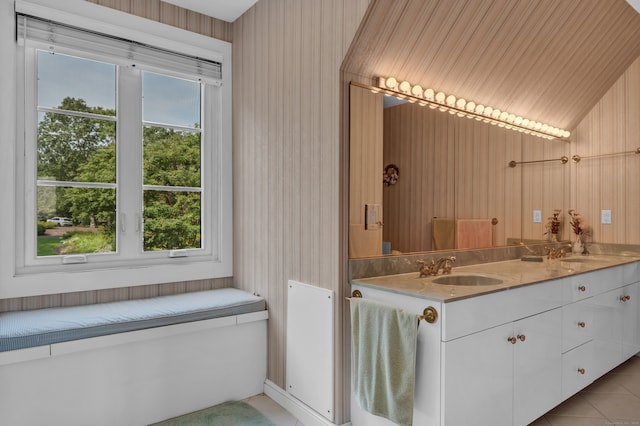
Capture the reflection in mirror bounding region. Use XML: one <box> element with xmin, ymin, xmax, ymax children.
<box><xmin>349</xmin><ymin>83</ymin><xmax>569</xmax><ymax>258</ymax></box>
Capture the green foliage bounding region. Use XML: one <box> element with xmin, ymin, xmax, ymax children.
<box><xmin>36</xmin><ymin>99</ymin><xmax>202</xmax><ymax>253</ymax></box>
<box><xmin>58</xmin><ymin>230</ymin><xmax>113</xmax><ymax>255</ymax></box>
<box><xmin>37</xmin><ymin>221</ymin><xmax>56</xmax><ymax>236</ymax></box>
<box><xmin>142</xmin><ymin>127</ymin><xmax>202</xmax><ymax>250</ymax></box>
<box><xmin>143</xmin><ymin>191</ymin><xmax>201</xmax><ymax>250</ymax></box>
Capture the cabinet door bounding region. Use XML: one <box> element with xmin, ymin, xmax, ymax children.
<box><xmin>442</xmin><ymin>322</ymin><xmax>513</xmax><ymax>426</ymax></box>
<box><xmin>513</xmin><ymin>308</ymin><xmax>562</xmax><ymax>426</ymax></box>
<box><xmin>621</xmin><ymin>283</ymin><xmax>639</xmax><ymax>359</ymax></box>
<box><xmin>590</xmin><ymin>288</ymin><xmax>623</xmax><ymax>378</ymax></box>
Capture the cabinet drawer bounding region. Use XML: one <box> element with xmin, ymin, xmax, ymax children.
<box><xmin>562</xmin><ymin>341</ymin><xmax>594</xmax><ymax>401</ymax></box>
<box><xmin>562</xmin><ymin>299</ymin><xmax>593</xmax><ymax>352</ymax></box>
<box><xmin>442</xmin><ymin>280</ymin><xmax>562</xmax><ymax>341</ymax></box>
<box><xmin>563</xmin><ymin>267</ymin><xmax>622</xmax><ymax>302</ymax></box>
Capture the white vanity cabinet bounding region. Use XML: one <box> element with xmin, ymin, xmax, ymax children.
<box><xmin>442</xmin><ymin>308</ymin><xmax>561</xmax><ymax>426</ymax></box>
<box><xmin>561</xmin><ymin>298</ymin><xmax>595</xmax><ymax>400</ymax></box>
<box><xmin>590</xmin><ymin>282</ymin><xmax>639</xmax><ymax>378</ymax></box>
<box><xmin>350</xmin><ymin>258</ymin><xmax>640</xmax><ymax>426</ymax></box>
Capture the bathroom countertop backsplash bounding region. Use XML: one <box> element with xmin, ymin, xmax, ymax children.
<box><xmin>350</xmin><ymin>243</ymin><xmax>640</xmax><ymax>303</ymax></box>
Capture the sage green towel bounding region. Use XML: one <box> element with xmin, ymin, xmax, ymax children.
<box><xmin>350</xmin><ymin>298</ymin><xmax>418</xmax><ymax>426</ymax></box>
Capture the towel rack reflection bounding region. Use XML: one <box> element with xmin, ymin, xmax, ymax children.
<box><xmin>572</xmin><ymin>147</ymin><xmax>640</xmax><ymax>163</ymax></box>
<box><xmin>346</xmin><ymin>290</ymin><xmax>439</xmax><ymax>324</ymax></box>
<box><xmin>508</xmin><ymin>156</ymin><xmax>569</xmax><ymax>168</ymax></box>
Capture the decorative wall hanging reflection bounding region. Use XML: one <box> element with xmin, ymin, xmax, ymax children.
<box><xmin>383</xmin><ymin>164</ymin><xmax>399</xmax><ymax>186</ymax></box>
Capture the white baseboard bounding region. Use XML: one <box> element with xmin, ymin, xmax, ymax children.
<box><xmin>263</xmin><ymin>380</ymin><xmax>352</xmax><ymax>426</ymax></box>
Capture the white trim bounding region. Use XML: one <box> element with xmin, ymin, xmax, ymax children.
<box><xmin>3</xmin><ymin>0</ymin><xmax>233</xmax><ymax>298</ymax></box>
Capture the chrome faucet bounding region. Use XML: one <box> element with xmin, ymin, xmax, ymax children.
<box><xmin>546</xmin><ymin>245</ymin><xmax>571</xmax><ymax>259</ymax></box>
<box><xmin>417</xmin><ymin>256</ymin><xmax>456</xmax><ymax>277</ymax></box>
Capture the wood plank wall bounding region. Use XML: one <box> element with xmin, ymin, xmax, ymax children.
<box><xmin>232</xmin><ymin>1</ymin><xmax>370</xmax><ymax>422</ymax></box>
<box><xmin>376</xmin><ymin>99</ymin><xmax>572</xmax><ymax>254</ymax></box>
<box><xmin>572</xmin><ymin>56</ymin><xmax>640</xmax><ymax>245</ymax></box>
<box><xmin>85</xmin><ymin>0</ymin><xmax>232</xmax><ymax>41</ymax></box>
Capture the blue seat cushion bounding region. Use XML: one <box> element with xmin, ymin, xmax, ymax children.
<box><xmin>0</xmin><ymin>288</ymin><xmax>265</xmax><ymax>352</ymax></box>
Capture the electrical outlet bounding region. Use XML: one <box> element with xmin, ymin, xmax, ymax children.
<box><xmin>533</xmin><ymin>210</ymin><xmax>542</xmax><ymax>223</ymax></box>
<box><xmin>601</xmin><ymin>210</ymin><xmax>612</xmax><ymax>224</ymax></box>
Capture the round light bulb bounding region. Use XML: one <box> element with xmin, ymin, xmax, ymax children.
<box><xmin>399</xmin><ymin>80</ymin><xmax>411</xmax><ymax>94</ymax></box>
<box><xmin>492</xmin><ymin>109</ymin><xmax>501</xmax><ymax>119</ymax></box>
<box><xmin>466</xmin><ymin>101</ymin><xmax>476</xmax><ymax>112</ymax></box>
<box><xmin>482</xmin><ymin>106</ymin><xmax>492</xmax><ymax>116</ymax></box>
<box><xmin>435</xmin><ymin>92</ymin><xmax>446</xmax><ymax>103</ymax></box>
<box><xmin>411</xmin><ymin>85</ymin><xmax>423</xmax><ymax>97</ymax></box>
<box><xmin>446</xmin><ymin>95</ymin><xmax>456</xmax><ymax>106</ymax></box>
<box><xmin>385</xmin><ymin>77</ymin><xmax>397</xmax><ymax>90</ymax></box>
<box><xmin>424</xmin><ymin>88</ymin><xmax>435</xmax><ymax>101</ymax></box>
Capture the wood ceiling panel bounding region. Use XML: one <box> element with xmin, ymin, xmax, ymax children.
<box><xmin>343</xmin><ymin>0</ymin><xmax>640</xmax><ymax>132</ymax></box>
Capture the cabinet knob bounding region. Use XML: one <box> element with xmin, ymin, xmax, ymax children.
<box><xmin>620</xmin><ymin>295</ymin><xmax>631</xmax><ymax>302</ymax></box>
<box><xmin>578</xmin><ymin>321</ymin><xmax>586</xmax><ymax>328</ymax></box>
<box><xmin>517</xmin><ymin>334</ymin><xmax>526</xmax><ymax>342</ymax></box>
<box><xmin>578</xmin><ymin>368</ymin><xmax>585</xmax><ymax>375</ymax></box>
<box><xmin>507</xmin><ymin>336</ymin><xmax>517</xmax><ymax>344</ymax></box>
<box><xmin>578</xmin><ymin>285</ymin><xmax>586</xmax><ymax>292</ymax></box>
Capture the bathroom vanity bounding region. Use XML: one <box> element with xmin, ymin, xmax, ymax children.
<box><xmin>350</xmin><ymin>255</ymin><xmax>640</xmax><ymax>426</ymax></box>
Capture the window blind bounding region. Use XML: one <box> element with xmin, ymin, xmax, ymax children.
<box><xmin>16</xmin><ymin>14</ymin><xmax>222</xmax><ymax>83</ymax></box>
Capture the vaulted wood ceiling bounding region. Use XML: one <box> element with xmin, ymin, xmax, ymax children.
<box><xmin>342</xmin><ymin>0</ymin><xmax>640</xmax><ymax>132</ymax></box>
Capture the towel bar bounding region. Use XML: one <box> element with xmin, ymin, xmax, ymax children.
<box><xmin>346</xmin><ymin>290</ymin><xmax>439</xmax><ymax>324</ymax></box>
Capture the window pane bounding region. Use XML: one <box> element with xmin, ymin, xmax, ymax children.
<box><xmin>143</xmin><ymin>127</ymin><xmax>201</xmax><ymax>186</ymax></box>
<box><xmin>37</xmin><ymin>112</ymin><xmax>116</xmax><ymax>182</ymax></box>
<box><xmin>38</xmin><ymin>50</ymin><xmax>116</xmax><ymax>113</ymax></box>
<box><xmin>142</xmin><ymin>72</ymin><xmax>200</xmax><ymax>128</ymax></box>
<box><xmin>37</xmin><ymin>186</ymin><xmax>116</xmax><ymax>256</ymax></box>
<box><xmin>143</xmin><ymin>191</ymin><xmax>201</xmax><ymax>251</ymax></box>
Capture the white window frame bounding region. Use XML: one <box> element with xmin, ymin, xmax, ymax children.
<box><xmin>4</xmin><ymin>0</ymin><xmax>232</xmax><ymax>298</ymax></box>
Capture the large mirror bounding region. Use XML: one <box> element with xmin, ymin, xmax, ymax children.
<box><xmin>349</xmin><ymin>83</ymin><xmax>570</xmax><ymax>258</ymax></box>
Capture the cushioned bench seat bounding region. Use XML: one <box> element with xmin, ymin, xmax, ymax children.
<box><xmin>0</xmin><ymin>288</ymin><xmax>265</xmax><ymax>352</ymax></box>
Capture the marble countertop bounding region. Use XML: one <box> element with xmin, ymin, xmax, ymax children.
<box><xmin>351</xmin><ymin>254</ymin><xmax>640</xmax><ymax>303</ymax></box>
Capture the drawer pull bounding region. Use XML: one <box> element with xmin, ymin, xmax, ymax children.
<box><xmin>578</xmin><ymin>321</ymin><xmax>586</xmax><ymax>328</ymax></box>
<box><xmin>578</xmin><ymin>368</ymin><xmax>585</xmax><ymax>375</ymax></box>
<box><xmin>507</xmin><ymin>336</ymin><xmax>517</xmax><ymax>344</ymax></box>
<box><xmin>620</xmin><ymin>295</ymin><xmax>631</xmax><ymax>302</ymax></box>
<box><xmin>517</xmin><ymin>334</ymin><xmax>526</xmax><ymax>342</ymax></box>
<box><xmin>578</xmin><ymin>285</ymin><xmax>586</xmax><ymax>292</ymax></box>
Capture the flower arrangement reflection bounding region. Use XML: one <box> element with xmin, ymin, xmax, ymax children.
<box><xmin>568</xmin><ymin>209</ymin><xmax>591</xmax><ymax>254</ymax></box>
<box><xmin>544</xmin><ymin>209</ymin><xmax>561</xmax><ymax>242</ymax></box>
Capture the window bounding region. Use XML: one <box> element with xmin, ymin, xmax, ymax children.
<box><xmin>11</xmin><ymin>7</ymin><xmax>232</xmax><ymax>294</ymax></box>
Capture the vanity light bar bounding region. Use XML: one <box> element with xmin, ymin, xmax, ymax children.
<box><xmin>373</xmin><ymin>77</ymin><xmax>571</xmax><ymax>141</ymax></box>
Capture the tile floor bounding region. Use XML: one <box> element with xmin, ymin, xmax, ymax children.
<box><xmin>531</xmin><ymin>356</ymin><xmax>640</xmax><ymax>426</ymax></box>
<box><xmin>246</xmin><ymin>356</ymin><xmax>640</xmax><ymax>426</ymax></box>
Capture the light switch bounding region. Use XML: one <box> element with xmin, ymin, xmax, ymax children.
<box><xmin>533</xmin><ymin>210</ymin><xmax>542</xmax><ymax>223</ymax></box>
<box><xmin>601</xmin><ymin>210</ymin><xmax>612</xmax><ymax>224</ymax></box>
<box><xmin>365</xmin><ymin>204</ymin><xmax>382</xmax><ymax>230</ymax></box>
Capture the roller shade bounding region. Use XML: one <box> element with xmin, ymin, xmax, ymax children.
<box><xmin>16</xmin><ymin>14</ymin><xmax>222</xmax><ymax>84</ymax></box>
